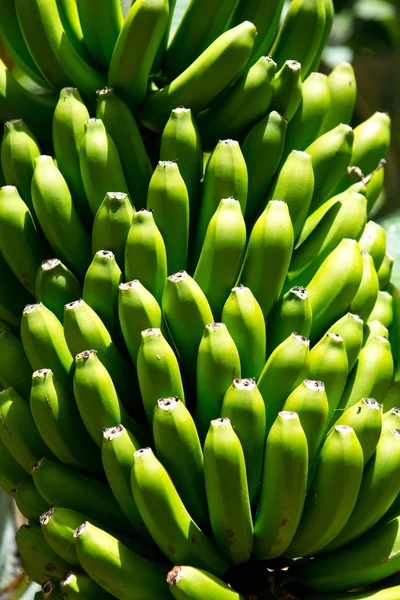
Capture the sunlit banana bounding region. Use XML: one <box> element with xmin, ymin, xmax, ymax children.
<box><xmin>35</xmin><ymin>258</ymin><xmax>82</xmax><ymax>323</ymax></box>
<box><xmin>167</xmin><ymin>565</ymin><xmax>244</xmax><ymax>600</ymax></box>
<box><xmin>319</xmin><ymin>62</ymin><xmax>357</xmax><ymax>134</ymax></box>
<box><xmin>266</xmin><ymin>287</ymin><xmax>312</xmax><ymax>356</ymax></box>
<box><xmin>270</xmin><ymin>60</ymin><xmax>302</xmax><ymax>122</ymax></box>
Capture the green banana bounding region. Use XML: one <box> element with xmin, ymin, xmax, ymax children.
<box><xmin>137</xmin><ymin>328</ymin><xmax>185</xmax><ymax>425</ymax></box>
<box><xmin>167</xmin><ymin>565</ymin><xmax>244</xmax><ymax>600</ymax></box>
<box><xmin>266</xmin><ymin>287</ymin><xmax>312</xmax><ymax>356</ymax></box>
<box><xmin>79</xmin><ymin>118</ymin><xmax>131</xmax><ymax>217</ymax></box>
<box><xmin>0</xmin><ymin>386</ymin><xmax>55</xmax><ymax>471</ymax></box>
<box><xmin>383</xmin><ymin>380</ymin><xmax>400</xmax><ymax>412</ymax></box>
<box><xmin>358</xmin><ymin>220</ymin><xmax>387</xmax><ymax>271</ymax></box>
<box><xmin>83</xmin><ymin>250</ymin><xmax>122</xmax><ymax>342</ymax></box>
<box><xmin>368</xmin><ymin>290</ymin><xmax>393</xmax><ymax>329</ymax></box>
<box><xmin>301</xmin><ymin>585</ymin><xmax>400</xmax><ymax>600</ymax></box>
<box><xmin>282</xmin><ymin>379</ymin><xmax>329</xmax><ymax>465</ymax></box>
<box><xmin>195</xmin><ymin>323</ymin><xmax>241</xmax><ymax>440</ymax></box>
<box><xmin>242</xmin><ymin>110</ymin><xmax>288</xmax><ymax>223</ymax></box>
<box><xmin>349</xmin><ymin>252</ymin><xmax>380</xmax><ymax>321</ymax></box>
<box><xmin>192</xmin><ymin>139</ymin><xmax>247</xmax><ymax>267</ymax></box>
<box><xmin>52</xmin><ymin>87</ymin><xmax>92</xmax><ymax>229</ymax></box>
<box><xmin>267</xmin><ymin>150</ymin><xmax>314</xmax><ymax>240</ymax></box>
<box><xmin>0</xmin><ymin>319</ymin><xmax>33</xmax><ymax>399</ymax></box>
<box><xmin>366</xmin><ymin>159</ymin><xmax>386</xmax><ymax>215</ymax></box>
<box><xmin>258</xmin><ymin>332</ymin><xmax>310</xmax><ymax>434</ymax></box>
<box><xmin>21</xmin><ymin>302</ymin><xmax>74</xmax><ymax>392</ymax></box>
<box><xmin>147</xmin><ymin>160</ymin><xmax>190</xmax><ymax>274</ymax></box>
<box><xmin>220</xmin><ymin>378</ymin><xmax>266</xmax><ymax>505</ymax></box>
<box><xmin>203</xmin><ymin>417</ymin><xmax>253</xmax><ymax>564</ymax></box>
<box><xmin>124</xmin><ymin>209</ymin><xmax>167</xmax><ymax>305</ymax></box>
<box><xmin>77</xmin><ymin>0</ymin><xmax>123</xmax><ymax>70</ymax></box>
<box><xmin>196</xmin><ymin>56</ymin><xmax>277</xmax><ymax>150</ymax></box>
<box><xmin>31</xmin><ymin>155</ymin><xmax>91</xmax><ymax>277</ymax></box>
<box><xmin>253</xmin><ymin>410</ymin><xmax>308</xmax><ymax>559</ymax></box>
<box><xmin>159</xmin><ymin>106</ymin><xmax>202</xmax><ymax>237</ymax></box>
<box><xmin>101</xmin><ymin>425</ymin><xmax>148</xmax><ymax>537</ymax></box>
<box><xmin>307</xmin><ymin>0</ymin><xmax>334</xmax><ymax>73</ymax></box>
<box><xmin>319</xmin><ymin>62</ymin><xmax>357</xmax><ymax>134</ymax></box>
<box><xmin>0</xmin><ymin>185</ymin><xmax>47</xmax><ymax>295</ymax></box>
<box><xmin>96</xmin><ymin>88</ymin><xmax>153</xmax><ymax>208</ymax></box>
<box><xmin>15</xmin><ymin>0</ymin><xmax>106</xmax><ymax>95</ymax></box>
<box><xmin>13</xmin><ymin>480</ymin><xmax>48</xmax><ymax>522</ymax></box>
<box><xmin>382</xmin><ymin>407</ymin><xmax>400</xmax><ymax>434</ymax></box>
<box><xmin>140</xmin><ymin>21</ymin><xmax>257</xmax><ymax>132</ymax></box>
<box><xmin>221</xmin><ymin>285</ymin><xmax>266</xmax><ymax>380</ymax></box>
<box><xmin>130</xmin><ymin>446</ymin><xmax>229</xmax><ymax>574</ymax></box>
<box><xmin>20</xmin><ymin>556</ymin><xmax>49</xmax><ymax>585</ymax></box>
<box><xmin>0</xmin><ymin>252</ymin><xmax>32</xmax><ymax>326</ymax></box>
<box><xmin>162</xmin><ymin>271</ymin><xmax>214</xmax><ymax>386</ymax></box>
<box><xmin>0</xmin><ymin>438</ymin><xmax>30</xmax><ymax>493</ymax></box>
<box><xmin>194</xmin><ymin>198</ymin><xmax>247</xmax><ymax>320</ymax></box>
<box><xmin>270</xmin><ymin>60</ymin><xmax>302</xmax><ymax>122</ymax></box>
<box><xmin>307</xmin><ymin>238</ymin><xmax>363</xmax><ymax>340</ymax></box>
<box><xmin>326</xmin><ymin>313</ymin><xmax>364</xmax><ymax>372</ymax></box>
<box><xmin>377</xmin><ymin>253</ymin><xmax>394</xmax><ymax>290</ymax></box>
<box><xmin>238</xmin><ymin>200</ymin><xmax>294</xmax><ymax>320</ymax></box>
<box><xmin>56</xmin><ymin>0</ymin><xmax>91</xmax><ymax>63</ymax></box>
<box><xmin>60</xmin><ymin>570</ymin><xmax>116</xmax><ymax>599</ymax></box>
<box><xmin>30</xmin><ymin>367</ymin><xmax>102</xmax><ymax>473</ymax></box>
<box><xmin>283</xmin><ymin>424</ymin><xmax>364</xmax><ymax>557</ymax></box>
<box><xmin>35</xmin><ymin>258</ymin><xmax>82</xmax><ymax>323</ymax></box>
<box><xmin>16</xmin><ymin>523</ymin><xmax>73</xmax><ymax>579</ymax></box>
<box><xmin>32</xmin><ymin>456</ymin><xmax>132</xmax><ymax>534</ymax></box>
<box><xmin>153</xmin><ymin>397</ymin><xmax>208</xmax><ymax>528</ymax></box>
<box><xmin>363</xmin><ymin>319</ymin><xmax>389</xmax><ymax>347</ymax></box>
<box><xmin>91</xmin><ymin>192</ymin><xmax>134</xmax><ymax>269</ymax></box>
<box><xmin>270</xmin><ymin>0</ymin><xmax>326</xmax><ymax>76</ymax></box>
<box><xmin>387</xmin><ymin>283</ymin><xmax>400</xmax><ymax>378</ymax></box>
<box><xmin>1</xmin><ymin>118</ymin><xmax>41</xmax><ymax>216</ymax></box>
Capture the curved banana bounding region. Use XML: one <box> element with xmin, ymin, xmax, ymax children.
<box><xmin>386</xmin><ymin>283</ymin><xmax>400</xmax><ymax>378</ymax></box>
<box><xmin>16</xmin><ymin>523</ymin><xmax>73</xmax><ymax>579</ymax></box>
<box><xmin>349</xmin><ymin>252</ymin><xmax>380</xmax><ymax>321</ymax></box>
<box><xmin>253</xmin><ymin>410</ymin><xmax>308</xmax><ymax>559</ymax></box>
<box><xmin>56</xmin><ymin>0</ymin><xmax>91</xmax><ymax>63</ymax></box>
<box><xmin>140</xmin><ymin>21</ymin><xmax>257</xmax><ymax>132</ymax></box>
<box><xmin>366</xmin><ymin>159</ymin><xmax>386</xmax><ymax>215</ymax></box>
<box><xmin>13</xmin><ymin>480</ymin><xmax>48</xmax><ymax>522</ymax></box>
<box><xmin>92</xmin><ymin>192</ymin><xmax>134</xmax><ymax>270</ymax></box>
<box><xmin>319</xmin><ymin>62</ymin><xmax>357</xmax><ymax>134</ymax></box>
<box><xmin>0</xmin><ymin>438</ymin><xmax>30</xmax><ymax>493</ymax></box>
<box><xmin>220</xmin><ymin>378</ymin><xmax>266</xmax><ymax>505</ymax></box>
<box><xmin>221</xmin><ymin>285</ymin><xmax>266</xmax><ymax>380</ymax></box>
<box><xmin>0</xmin><ymin>315</ymin><xmax>33</xmax><ymax>400</ymax></box>
<box><xmin>270</xmin><ymin>60</ymin><xmax>302</xmax><ymax>122</ymax></box>
<box><xmin>266</xmin><ymin>286</ymin><xmax>312</xmax><ymax>356</ymax></box>
<box><xmin>383</xmin><ymin>380</ymin><xmax>400</xmax><ymax>413</ymax></box>
<box><xmin>368</xmin><ymin>290</ymin><xmax>393</xmax><ymax>329</ymax></box>
<box><xmin>377</xmin><ymin>253</ymin><xmax>394</xmax><ymax>290</ymax></box>
<box><xmin>77</xmin><ymin>0</ymin><xmax>123</xmax><ymax>70</ymax></box>
<box><xmin>358</xmin><ymin>220</ymin><xmax>387</xmax><ymax>271</ymax></box>
<box><xmin>167</xmin><ymin>565</ymin><xmax>244</xmax><ymax>600</ymax></box>
<box><xmin>363</xmin><ymin>319</ymin><xmax>389</xmax><ymax>347</ymax></box>
<box><xmin>326</xmin><ymin>312</ymin><xmax>364</xmax><ymax>372</ymax></box>
<box><xmin>60</xmin><ymin>570</ymin><xmax>116</xmax><ymax>599</ymax></box>
<box><xmin>35</xmin><ymin>258</ymin><xmax>83</xmax><ymax>323</ymax></box>
<box><xmin>307</xmin><ymin>0</ymin><xmax>334</xmax><ymax>73</ymax></box>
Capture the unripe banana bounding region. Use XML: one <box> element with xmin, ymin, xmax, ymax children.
<box><xmin>124</xmin><ymin>209</ymin><xmax>167</xmax><ymax>304</ymax></box>
<box><xmin>96</xmin><ymin>88</ymin><xmax>153</xmax><ymax>207</ymax></box>
<box><xmin>52</xmin><ymin>87</ymin><xmax>92</xmax><ymax>229</ymax></box>
<box><xmin>339</xmin><ymin>335</ymin><xmax>394</xmax><ymax>412</ymax></box>
<box><xmin>358</xmin><ymin>220</ymin><xmax>387</xmax><ymax>271</ymax></box>
<box><xmin>366</xmin><ymin>159</ymin><xmax>386</xmax><ymax>215</ymax></box>
<box><xmin>308</xmin><ymin>0</ymin><xmax>334</xmax><ymax>73</ymax></box>
<box><xmin>160</xmin><ymin>106</ymin><xmax>202</xmax><ymax>237</ymax></box>
<box><xmin>167</xmin><ymin>565</ymin><xmax>244</xmax><ymax>600</ymax></box>
<box><xmin>319</xmin><ymin>62</ymin><xmax>357</xmax><ymax>134</ymax></box>
<box><xmin>147</xmin><ymin>160</ymin><xmax>190</xmax><ymax>273</ymax></box>
<box><xmin>16</xmin><ymin>523</ymin><xmax>73</xmax><ymax>579</ymax></box>
<box><xmin>32</xmin><ymin>456</ymin><xmax>131</xmax><ymax>534</ymax></box>
<box><xmin>363</xmin><ymin>319</ymin><xmax>389</xmax><ymax>347</ymax></box>
<box><xmin>239</xmin><ymin>200</ymin><xmax>294</xmax><ymax>320</ymax></box>
<box><xmin>283</xmin><ymin>379</ymin><xmax>329</xmax><ymax>465</ymax></box>
<box><xmin>15</xmin><ymin>0</ymin><xmax>106</xmax><ymax>94</ymax></box>
<box><xmin>20</xmin><ymin>557</ymin><xmax>49</xmax><ymax>585</ymax></box>
<box><xmin>153</xmin><ymin>397</ymin><xmax>208</xmax><ymax>528</ymax></box>
<box><xmin>60</xmin><ymin>571</ymin><xmax>116</xmax><ymax>599</ymax></box>
<box><xmin>162</xmin><ymin>271</ymin><xmax>214</xmax><ymax>386</ymax></box>
<box><xmin>30</xmin><ymin>367</ymin><xmax>102</xmax><ymax>473</ymax></box>
<box><xmin>83</xmin><ymin>251</ymin><xmax>122</xmax><ymax>341</ymax></box>
<box><xmin>194</xmin><ymin>198</ymin><xmax>247</xmax><ymax>320</ymax></box>
<box><xmin>0</xmin><ymin>185</ymin><xmax>47</xmax><ymax>295</ymax></box>
<box><xmin>130</xmin><ymin>446</ymin><xmax>229</xmax><ymax>575</ymax></box>
<box><xmin>383</xmin><ymin>380</ymin><xmax>400</xmax><ymax>412</ymax></box>
<box><xmin>301</xmin><ymin>586</ymin><xmax>400</xmax><ymax>600</ymax></box>
<box><xmin>56</xmin><ymin>0</ymin><xmax>91</xmax><ymax>63</ymax></box>
<box><xmin>21</xmin><ymin>302</ymin><xmax>74</xmax><ymax>392</ymax></box>
<box><xmin>284</xmin><ymin>424</ymin><xmax>364</xmax><ymax>557</ymax></box>
<box><xmin>192</xmin><ymin>139</ymin><xmax>247</xmax><ymax>267</ymax></box>
<box><xmin>282</xmin><ymin>72</ymin><xmax>331</xmax><ymax>161</ymax></box>
<box><xmin>377</xmin><ymin>253</ymin><xmax>394</xmax><ymax>290</ymax></box>
<box><xmin>349</xmin><ymin>252</ymin><xmax>380</xmax><ymax>321</ymax></box>
<box><xmin>0</xmin><ymin>320</ymin><xmax>33</xmax><ymax>399</ymax></box>
<box><xmin>1</xmin><ymin>118</ymin><xmax>41</xmax><ymax>216</ymax></box>
<box><xmin>0</xmin><ymin>253</ymin><xmax>32</xmax><ymax>326</ymax></box>
<box><xmin>270</xmin><ymin>0</ymin><xmax>326</xmax><ymax>76</ymax></box>
<box><xmin>197</xmin><ymin>56</ymin><xmax>277</xmax><ymax>150</ymax></box>
<box><xmin>220</xmin><ymin>379</ymin><xmax>266</xmax><ymax>505</ymax></box>
<box><xmin>242</xmin><ymin>110</ymin><xmax>288</xmax><ymax>223</ymax></box>
<box><xmin>140</xmin><ymin>21</ymin><xmax>257</xmax><ymax>132</ymax></box>
<box><xmin>270</xmin><ymin>60</ymin><xmax>302</xmax><ymax>122</ymax></box>
<box><xmin>79</xmin><ymin>118</ymin><xmax>131</xmax><ymax>217</ymax></box>
<box><xmin>382</xmin><ymin>407</ymin><xmax>400</xmax><ymax>434</ymax></box>
<box><xmin>35</xmin><ymin>258</ymin><xmax>82</xmax><ymax>323</ymax></box>
<box><xmin>31</xmin><ymin>155</ymin><xmax>91</xmax><ymax>277</ymax></box>
<box><xmin>0</xmin><ymin>438</ymin><xmax>30</xmax><ymax>492</ymax></box>
<box><xmin>77</xmin><ymin>0</ymin><xmax>123</xmax><ymax>70</ymax></box>
<box><xmin>306</xmin><ymin>123</ymin><xmax>354</xmax><ymax>211</ymax></box>
<box><xmin>386</xmin><ymin>283</ymin><xmax>400</xmax><ymax>378</ymax></box>
<box><xmin>325</xmin><ymin>313</ymin><xmax>363</xmax><ymax>372</ymax></box>
<box><xmin>368</xmin><ymin>290</ymin><xmax>393</xmax><ymax>329</ymax></box>
<box><xmin>221</xmin><ymin>285</ymin><xmax>266</xmax><ymax>379</ymax></box>
<box><xmin>12</xmin><ymin>480</ymin><xmax>48</xmax><ymax>522</ymax></box>
<box><xmin>195</xmin><ymin>323</ymin><xmax>241</xmax><ymax>440</ymax></box>
<box><xmin>266</xmin><ymin>287</ymin><xmax>312</xmax><ymax>355</ymax></box>
<box><xmin>253</xmin><ymin>411</ymin><xmax>308</xmax><ymax>559</ymax></box>
<box><xmin>307</xmin><ymin>238</ymin><xmax>363</xmax><ymax>340</ymax></box>
<box><xmin>137</xmin><ymin>328</ymin><xmax>185</xmax><ymax>425</ymax></box>
<box><xmin>258</xmin><ymin>332</ymin><xmax>310</xmax><ymax>434</ymax></box>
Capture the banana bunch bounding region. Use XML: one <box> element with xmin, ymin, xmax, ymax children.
<box><xmin>0</xmin><ymin>0</ymin><xmax>398</xmax><ymax>599</ymax></box>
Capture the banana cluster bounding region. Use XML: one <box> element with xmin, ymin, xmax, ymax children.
<box><xmin>0</xmin><ymin>0</ymin><xmax>399</xmax><ymax>599</ymax></box>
